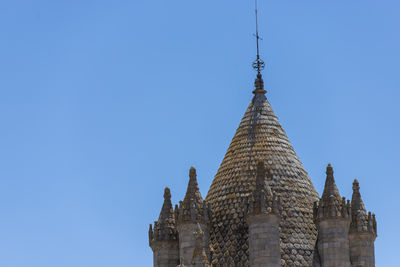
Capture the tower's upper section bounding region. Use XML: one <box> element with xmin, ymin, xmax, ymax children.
<box><xmin>314</xmin><ymin>164</ymin><xmax>351</xmax><ymax>221</ymax></box>
<box><xmin>350</xmin><ymin>179</ymin><xmax>377</xmax><ymax>235</ymax></box>
<box><xmin>205</xmin><ymin>75</ymin><xmax>319</xmax><ymax>265</ymax></box>
<box><xmin>149</xmin><ymin>187</ymin><xmax>178</xmax><ymax>247</ymax></box>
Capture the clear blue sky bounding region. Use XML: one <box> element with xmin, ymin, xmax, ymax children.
<box><xmin>0</xmin><ymin>0</ymin><xmax>398</xmax><ymax>266</ymax></box>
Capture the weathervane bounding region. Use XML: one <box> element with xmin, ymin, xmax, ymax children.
<box><xmin>252</xmin><ymin>0</ymin><xmax>265</xmax><ymax>75</ymax></box>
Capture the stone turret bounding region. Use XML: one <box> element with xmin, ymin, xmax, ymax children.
<box><xmin>245</xmin><ymin>161</ymin><xmax>281</xmax><ymax>267</ymax></box>
<box><xmin>176</xmin><ymin>167</ymin><xmax>212</xmax><ymax>266</ymax></box>
<box><xmin>149</xmin><ymin>187</ymin><xmax>180</xmax><ymax>267</ymax></box>
<box><xmin>349</xmin><ymin>179</ymin><xmax>377</xmax><ymax>267</ymax></box>
<box><xmin>314</xmin><ymin>164</ymin><xmax>351</xmax><ymax>267</ymax></box>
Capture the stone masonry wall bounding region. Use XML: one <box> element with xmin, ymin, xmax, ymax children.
<box><xmin>349</xmin><ymin>232</ymin><xmax>375</xmax><ymax>267</ymax></box>
<box><xmin>317</xmin><ymin>219</ymin><xmax>351</xmax><ymax>267</ymax></box>
<box><xmin>151</xmin><ymin>241</ymin><xmax>180</xmax><ymax>267</ymax></box>
<box><xmin>248</xmin><ymin>214</ymin><xmax>280</xmax><ymax>267</ymax></box>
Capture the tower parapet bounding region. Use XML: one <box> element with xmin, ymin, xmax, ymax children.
<box><xmin>245</xmin><ymin>161</ymin><xmax>281</xmax><ymax>267</ymax></box>
<box><xmin>349</xmin><ymin>179</ymin><xmax>377</xmax><ymax>267</ymax></box>
<box><xmin>314</xmin><ymin>164</ymin><xmax>351</xmax><ymax>267</ymax></box>
<box><xmin>149</xmin><ymin>187</ymin><xmax>180</xmax><ymax>267</ymax></box>
<box><xmin>176</xmin><ymin>167</ymin><xmax>212</xmax><ymax>266</ymax></box>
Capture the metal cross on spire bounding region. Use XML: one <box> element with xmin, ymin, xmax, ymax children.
<box><xmin>252</xmin><ymin>0</ymin><xmax>265</xmax><ymax>75</ymax></box>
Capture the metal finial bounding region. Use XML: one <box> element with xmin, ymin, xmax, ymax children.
<box><xmin>252</xmin><ymin>0</ymin><xmax>265</xmax><ymax>74</ymax></box>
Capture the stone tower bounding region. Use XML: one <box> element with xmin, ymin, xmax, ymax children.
<box><xmin>148</xmin><ymin>5</ymin><xmax>378</xmax><ymax>266</ymax></box>
<box><xmin>149</xmin><ymin>187</ymin><xmax>180</xmax><ymax>267</ymax></box>
<box><xmin>349</xmin><ymin>179</ymin><xmax>377</xmax><ymax>267</ymax></box>
<box><xmin>314</xmin><ymin>164</ymin><xmax>352</xmax><ymax>267</ymax></box>
<box><xmin>175</xmin><ymin>167</ymin><xmax>212</xmax><ymax>267</ymax></box>
<box><xmin>148</xmin><ymin>70</ymin><xmax>378</xmax><ymax>266</ymax></box>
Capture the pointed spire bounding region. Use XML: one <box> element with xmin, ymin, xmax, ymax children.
<box><xmin>149</xmin><ymin>187</ymin><xmax>178</xmax><ymax>247</ymax></box>
<box><xmin>158</xmin><ymin>187</ymin><xmax>175</xmax><ymax>223</ymax></box>
<box><xmin>314</xmin><ymin>164</ymin><xmax>350</xmax><ymax>221</ymax></box>
<box><xmin>183</xmin><ymin>167</ymin><xmax>203</xmax><ymax>205</ymax></box>
<box><xmin>321</xmin><ymin>164</ymin><xmax>342</xmax><ymax>204</ymax></box>
<box><xmin>177</xmin><ymin>167</ymin><xmax>211</xmax><ymax>224</ymax></box>
<box><xmin>350</xmin><ymin>179</ymin><xmax>377</xmax><ymax>235</ymax></box>
<box><xmin>351</xmin><ymin>179</ymin><xmax>367</xmax><ymax>216</ymax></box>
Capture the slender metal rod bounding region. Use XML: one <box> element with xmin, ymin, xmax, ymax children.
<box><xmin>255</xmin><ymin>0</ymin><xmax>260</xmax><ymax>61</ymax></box>
<box><xmin>252</xmin><ymin>0</ymin><xmax>265</xmax><ymax>75</ymax></box>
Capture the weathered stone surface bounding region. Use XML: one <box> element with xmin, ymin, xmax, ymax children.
<box><xmin>148</xmin><ymin>73</ymin><xmax>378</xmax><ymax>267</ymax></box>
<box><xmin>177</xmin><ymin>222</ymin><xmax>210</xmax><ymax>266</ymax></box>
<box><xmin>176</xmin><ymin>168</ymin><xmax>211</xmax><ymax>266</ymax></box>
<box><xmin>149</xmin><ymin>187</ymin><xmax>180</xmax><ymax>267</ymax></box>
<box><xmin>205</xmin><ymin>75</ymin><xmax>319</xmax><ymax>266</ymax></box>
<box><xmin>247</xmin><ymin>214</ymin><xmax>280</xmax><ymax>267</ymax></box>
<box><xmin>317</xmin><ymin>219</ymin><xmax>351</xmax><ymax>267</ymax></box>
<box><xmin>151</xmin><ymin>241</ymin><xmax>180</xmax><ymax>267</ymax></box>
<box><xmin>349</xmin><ymin>179</ymin><xmax>377</xmax><ymax>267</ymax></box>
<box><xmin>176</xmin><ymin>167</ymin><xmax>212</xmax><ymax>225</ymax></box>
<box><xmin>349</xmin><ymin>232</ymin><xmax>376</xmax><ymax>267</ymax></box>
<box><xmin>314</xmin><ymin>165</ymin><xmax>351</xmax><ymax>267</ymax></box>
<box><xmin>246</xmin><ymin>162</ymin><xmax>281</xmax><ymax>267</ymax></box>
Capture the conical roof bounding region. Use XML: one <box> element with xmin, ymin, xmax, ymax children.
<box><xmin>350</xmin><ymin>179</ymin><xmax>370</xmax><ymax>233</ymax></box>
<box><xmin>177</xmin><ymin>167</ymin><xmax>211</xmax><ymax>225</ymax></box>
<box><xmin>183</xmin><ymin>167</ymin><xmax>204</xmax><ymax>207</ymax></box>
<box><xmin>158</xmin><ymin>187</ymin><xmax>175</xmax><ymax>224</ymax></box>
<box><xmin>316</xmin><ymin>164</ymin><xmax>349</xmax><ymax>220</ymax></box>
<box><xmin>321</xmin><ymin>164</ymin><xmax>342</xmax><ymax>206</ymax></box>
<box><xmin>205</xmin><ymin>76</ymin><xmax>319</xmax><ymax>266</ymax></box>
<box><xmin>351</xmin><ymin>179</ymin><xmax>367</xmax><ymax>217</ymax></box>
<box><xmin>149</xmin><ymin>187</ymin><xmax>178</xmax><ymax>246</ymax></box>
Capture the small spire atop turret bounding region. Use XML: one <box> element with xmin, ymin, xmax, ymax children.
<box><xmin>183</xmin><ymin>167</ymin><xmax>203</xmax><ymax>204</ymax></box>
<box><xmin>321</xmin><ymin>164</ymin><xmax>342</xmax><ymax>205</ymax></box>
<box><xmin>314</xmin><ymin>164</ymin><xmax>352</xmax><ymax>267</ymax></box>
<box><xmin>158</xmin><ymin>187</ymin><xmax>174</xmax><ymax>223</ymax></box>
<box><xmin>351</xmin><ymin>179</ymin><xmax>366</xmax><ymax>217</ymax></box>
<box><xmin>348</xmin><ymin>179</ymin><xmax>377</xmax><ymax>266</ymax></box>
<box><xmin>149</xmin><ymin>187</ymin><xmax>178</xmax><ymax>248</ymax></box>
<box><xmin>350</xmin><ymin>179</ymin><xmax>377</xmax><ymax>235</ymax></box>
<box><xmin>314</xmin><ymin>164</ymin><xmax>350</xmax><ymax>221</ymax></box>
<box><xmin>177</xmin><ymin>167</ymin><xmax>211</xmax><ymax>225</ymax></box>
